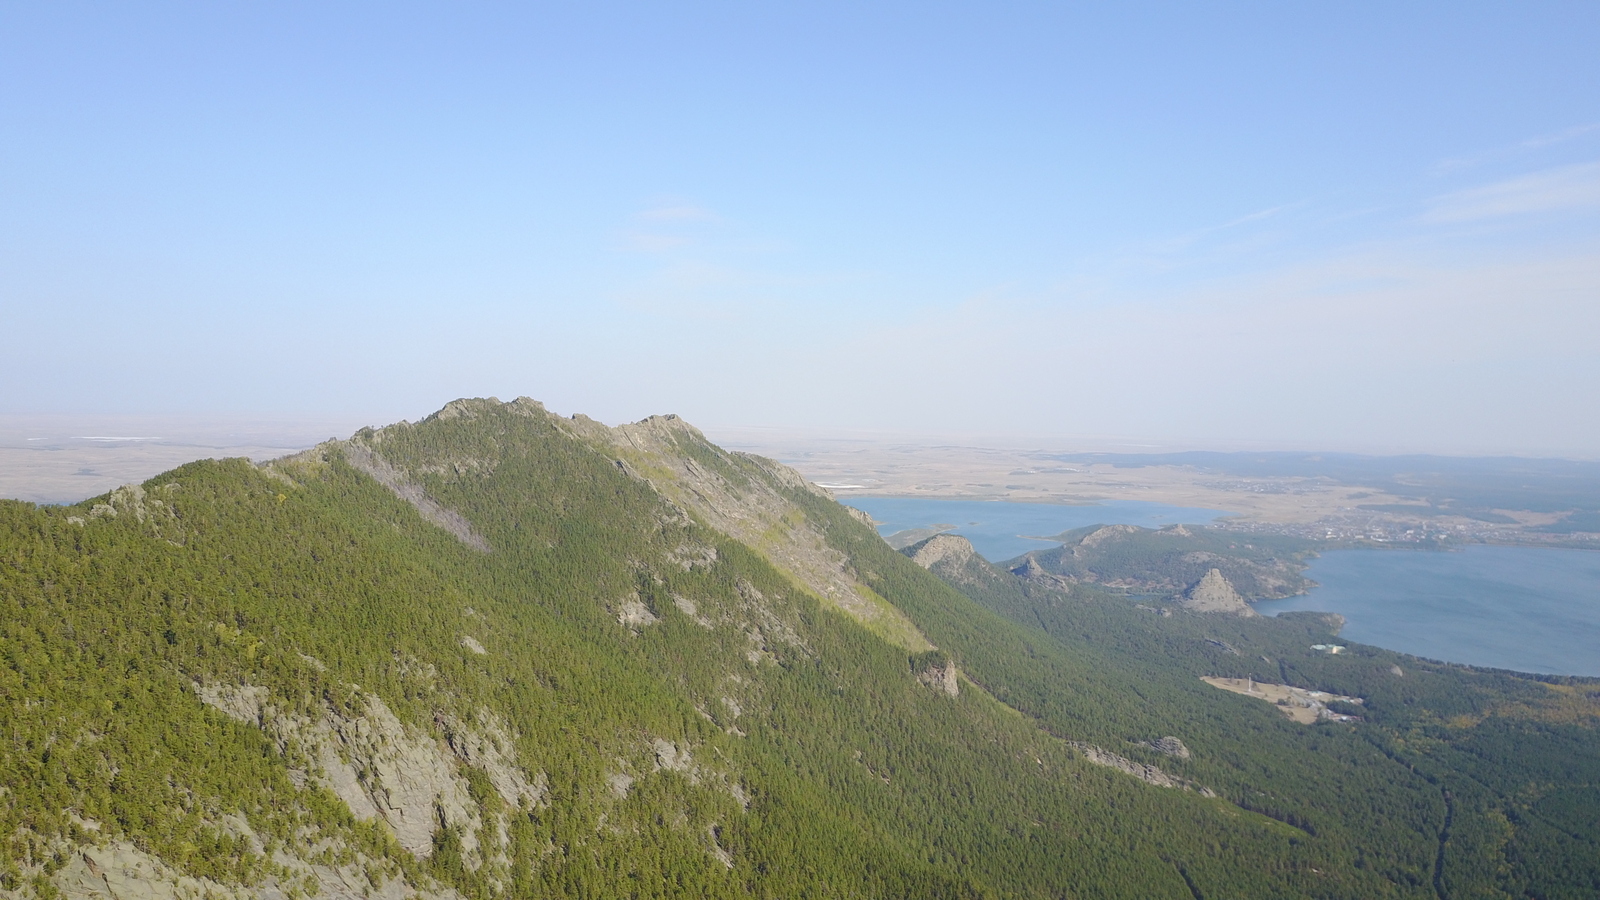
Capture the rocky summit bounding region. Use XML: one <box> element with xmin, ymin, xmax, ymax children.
<box><xmin>1179</xmin><ymin>568</ymin><xmax>1259</xmax><ymax>616</ymax></box>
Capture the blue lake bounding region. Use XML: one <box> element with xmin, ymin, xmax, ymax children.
<box><xmin>844</xmin><ymin>496</ymin><xmax>1234</xmax><ymax>563</ymax></box>
<box><xmin>848</xmin><ymin>498</ymin><xmax>1600</xmax><ymax>676</ymax></box>
<box><xmin>1256</xmin><ymin>546</ymin><xmax>1600</xmax><ymax>677</ymax></box>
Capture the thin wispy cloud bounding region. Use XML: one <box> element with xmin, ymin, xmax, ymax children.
<box><xmin>1158</xmin><ymin>203</ymin><xmax>1295</xmax><ymax>251</ymax></box>
<box><xmin>1432</xmin><ymin>122</ymin><xmax>1600</xmax><ymax>175</ymax></box>
<box><xmin>1424</xmin><ymin>160</ymin><xmax>1600</xmax><ymax>222</ymax></box>
<box><xmin>1520</xmin><ymin>122</ymin><xmax>1600</xmax><ymax>150</ymax></box>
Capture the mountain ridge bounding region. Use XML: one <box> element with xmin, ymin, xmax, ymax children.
<box><xmin>3</xmin><ymin>397</ymin><xmax>1597</xmax><ymax>900</ymax></box>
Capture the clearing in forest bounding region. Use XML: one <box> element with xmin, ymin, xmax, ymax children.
<box><xmin>1201</xmin><ymin>676</ymin><xmax>1363</xmax><ymax>724</ymax></box>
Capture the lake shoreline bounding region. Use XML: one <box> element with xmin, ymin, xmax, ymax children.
<box><xmin>1254</xmin><ymin>545</ymin><xmax>1600</xmax><ymax>677</ymax></box>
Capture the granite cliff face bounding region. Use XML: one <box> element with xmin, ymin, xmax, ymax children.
<box><xmin>47</xmin><ymin>830</ymin><xmax>462</xmax><ymax>900</ymax></box>
<box><xmin>1178</xmin><ymin>568</ymin><xmax>1258</xmax><ymax>616</ymax></box>
<box><xmin>193</xmin><ymin>682</ymin><xmax>547</xmax><ymax>861</ymax></box>
<box><xmin>906</xmin><ymin>533</ymin><xmax>976</xmax><ymax>570</ymax></box>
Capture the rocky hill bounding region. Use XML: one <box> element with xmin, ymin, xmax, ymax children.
<box><xmin>2</xmin><ymin>398</ymin><xmax>1598</xmax><ymax>900</ymax></box>
<box><xmin>1178</xmin><ymin>569</ymin><xmax>1257</xmax><ymax>616</ymax></box>
<box><xmin>1011</xmin><ymin>522</ymin><xmax>1317</xmax><ymax>601</ymax></box>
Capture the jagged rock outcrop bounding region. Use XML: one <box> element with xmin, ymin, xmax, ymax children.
<box><xmin>1178</xmin><ymin>569</ymin><xmax>1257</xmax><ymax>616</ymax></box>
<box><xmin>44</xmin><ymin>832</ymin><xmax>462</xmax><ymax>900</ymax></box>
<box><xmin>667</xmin><ymin>543</ymin><xmax>719</xmax><ymax>571</ymax></box>
<box><xmin>71</xmin><ymin>482</ymin><xmax>185</xmax><ymax>538</ymax></box>
<box><xmin>916</xmin><ymin>661</ymin><xmax>961</xmax><ymax>697</ymax></box>
<box><xmin>908</xmin><ymin>533</ymin><xmax>975</xmax><ymax>570</ymax></box>
<box><xmin>652</xmin><ymin>738</ymin><xmax>694</xmax><ymax>775</ymax></box>
<box><xmin>1145</xmin><ymin>736</ymin><xmax>1191</xmax><ymax>760</ymax></box>
<box><xmin>195</xmin><ymin>683</ymin><xmax>543</xmax><ymax>860</ymax></box>
<box><xmin>1074</xmin><ymin>524</ymin><xmax>1142</xmax><ymax>556</ymax></box>
<box><xmin>910</xmin><ymin>650</ymin><xmax>961</xmax><ymax>697</ymax></box>
<box><xmin>616</xmin><ymin>595</ymin><xmax>660</xmax><ymax>629</ymax></box>
<box><xmin>842</xmin><ymin>506</ymin><xmax>877</xmax><ymax>529</ymax></box>
<box><xmin>1071</xmin><ymin>744</ymin><xmax>1212</xmax><ymax>796</ymax></box>
<box><xmin>440</xmin><ymin>713</ymin><xmax>549</xmax><ymax>812</ymax></box>
<box><xmin>1011</xmin><ymin>554</ymin><xmax>1076</xmax><ymax>591</ymax></box>
<box><xmin>552</xmin><ymin>405</ymin><xmax>933</xmax><ymax>651</ymax></box>
<box><xmin>1014</xmin><ymin>556</ymin><xmax>1046</xmax><ymax>579</ymax></box>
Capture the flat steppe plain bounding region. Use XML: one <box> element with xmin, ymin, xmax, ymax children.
<box><xmin>3</xmin><ymin>417</ymin><xmax>1583</xmax><ymax>546</ymax></box>
<box><xmin>710</xmin><ymin>430</ymin><xmax>1588</xmax><ymax>545</ymax></box>
<box><xmin>0</xmin><ymin>414</ymin><xmax>370</xmax><ymax>505</ymax></box>
<box><xmin>713</xmin><ymin>433</ymin><xmax>1397</xmax><ymax>523</ymax></box>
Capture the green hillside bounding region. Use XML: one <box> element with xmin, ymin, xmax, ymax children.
<box><xmin>905</xmin><ymin>533</ymin><xmax>1600</xmax><ymax>899</ymax></box>
<box><xmin>2</xmin><ymin>398</ymin><xmax>1596</xmax><ymax>899</ymax></box>
<box><xmin>1010</xmin><ymin>523</ymin><xmax>1319</xmax><ymax>600</ymax></box>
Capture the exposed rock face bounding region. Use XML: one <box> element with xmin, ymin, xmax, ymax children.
<box><xmin>1073</xmin><ymin>743</ymin><xmax>1181</xmax><ymax>787</ymax></box>
<box><xmin>555</xmin><ymin>407</ymin><xmax>932</xmax><ymax>651</ymax></box>
<box><xmin>47</xmin><ymin>833</ymin><xmax>461</xmax><ymax>900</ymax></box>
<box><xmin>667</xmin><ymin>543</ymin><xmax>718</xmax><ymax>571</ymax></box>
<box><xmin>653</xmin><ymin>738</ymin><xmax>694</xmax><ymax>774</ymax></box>
<box><xmin>616</xmin><ymin>596</ymin><xmax>660</xmax><ymax>629</ymax></box>
<box><xmin>336</xmin><ymin>440</ymin><xmax>492</xmax><ymax>553</ymax></box>
<box><xmin>916</xmin><ymin>662</ymin><xmax>960</xmax><ymax>697</ymax></box>
<box><xmin>1071</xmin><ymin>744</ymin><xmax>1212</xmax><ymax>796</ymax></box>
<box><xmin>89</xmin><ymin>484</ymin><xmax>148</xmax><ymax>521</ymax></box>
<box><xmin>910</xmin><ymin>650</ymin><xmax>961</xmax><ymax>697</ymax></box>
<box><xmin>842</xmin><ymin>506</ymin><xmax>877</xmax><ymax>530</ymax></box>
<box><xmin>908</xmin><ymin>533</ymin><xmax>975</xmax><ymax>570</ymax></box>
<box><xmin>1011</xmin><ymin>554</ymin><xmax>1076</xmax><ymax>591</ymax></box>
<box><xmin>673</xmin><ymin>593</ymin><xmax>716</xmax><ymax>629</ymax></box>
<box><xmin>1179</xmin><ymin>569</ymin><xmax>1257</xmax><ymax>616</ymax></box>
<box><xmin>1014</xmin><ymin>556</ymin><xmax>1046</xmax><ymax>579</ymax></box>
<box><xmin>195</xmin><ymin>683</ymin><xmax>543</xmax><ymax>860</ymax></box>
<box><xmin>1147</xmin><ymin>736</ymin><xmax>1191</xmax><ymax>760</ymax></box>
<box><xmin>80</xmin><ymin>482</ymin><xmax>185</xmax><ymax>539</ymax></box>
<box><xmin>440</xmin><ymin>713</ymin><xmax>548</xmax><ymax>811</ymax></box>
<box><xmin>324</xmin><ymin>398</ymin><xmax>929</xmax><ymax>649</ymax></box>
<box><xmin>1074</xmin><ymin>524</ymin><xmax>1142</xmax><ymax>555</ymax></box>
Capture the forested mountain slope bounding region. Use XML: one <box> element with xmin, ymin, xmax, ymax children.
<box><xmin>2</xmin><ymin>398</ymin><xmax>1595</xmax><ymax>900</ymax></box>
<box><xmin>907</xmin><ymin>533</ymin><xmax>1600</xmax><ymax>899</ymax></box>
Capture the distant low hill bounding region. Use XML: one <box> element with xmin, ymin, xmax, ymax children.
<box><xmin>1054</xmin><ymin>450</ymin><xmax>1600</xmax><ymax>529</ymax></box>
<box><xmin>1008</xmin><ymin>523</ymin><xmax>1318</xmax><ymax>600</ymax></box>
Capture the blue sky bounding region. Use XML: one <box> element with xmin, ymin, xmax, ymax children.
<box><xmin>3</xmin><ymin>2</ymin><xmax>1599</xmax><ymax>454</ymax></box>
